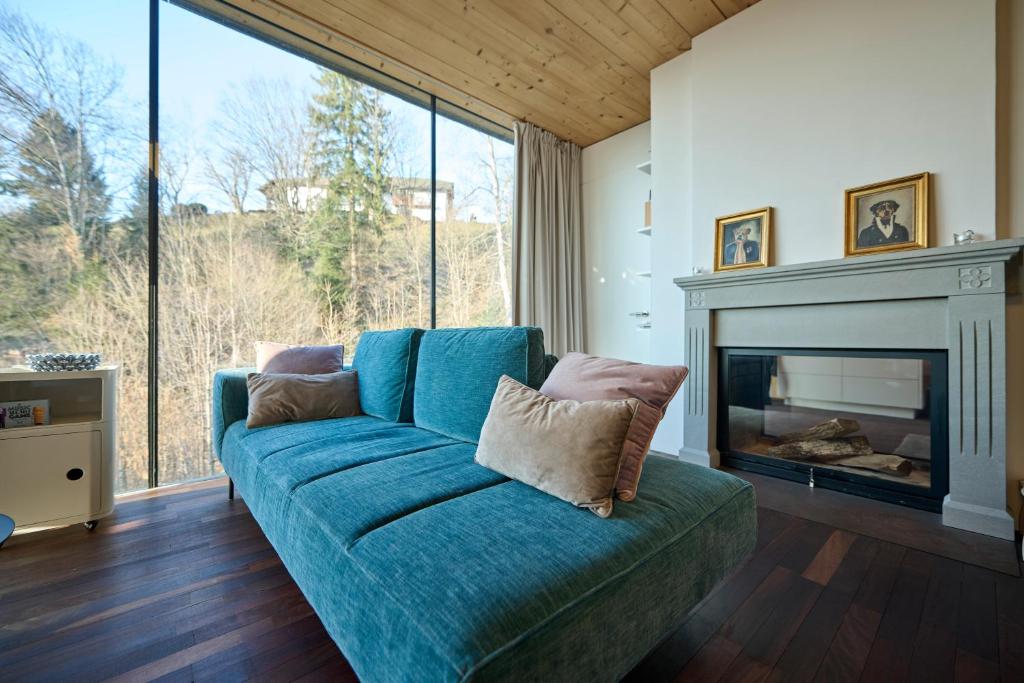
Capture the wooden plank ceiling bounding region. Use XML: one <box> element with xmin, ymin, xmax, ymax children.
<box><xmin>221</xmin><ymin>0</ymin><xmax>761</xmax><ymax>146</ymax></box>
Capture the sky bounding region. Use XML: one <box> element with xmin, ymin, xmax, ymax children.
<box><xmin>2</xmin><ymin>0</ymin><xmax>511</xmax><ymax>217</ymax></box>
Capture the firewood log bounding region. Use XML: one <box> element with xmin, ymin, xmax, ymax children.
<box><xmin>768</xmin><ymin>436</ymin><xmax>872</xmax><ymax>460</ymax></box>
<box><xmin>832</xmin><ymin>454</ymin><xmax>913</xmax><ymax>477</ymax></box>
<box><xmin>777</xmin><ymin>418</ymin><xmax>860</xmax><ymax>444</ymax></box>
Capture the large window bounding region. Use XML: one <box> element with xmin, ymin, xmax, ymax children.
<box><xmin>436</xmin><ymin>115</ymin><xmax>514</xmax><ymax>327</ymax></box>
<box><xmin>157</xmin><ymin>3</ymin><xmax>431</xmax><ymax>484</ymax></box>
<box><xmin>0</xmin><ymin>0</ymin><xmax>513</xmax><ymax>491</ymax></box>
<box><xmin>0</xmin><ymin>1</ymin><xmax>149</xmax><ymax>491</ymax></box>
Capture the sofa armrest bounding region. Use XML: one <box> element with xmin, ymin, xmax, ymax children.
<box><xmin>212</xmin><ymin>368</ymin><xmax>254</xmax><ymax>459</ymax></box>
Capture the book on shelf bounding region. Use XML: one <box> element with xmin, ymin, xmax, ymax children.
<box><xmin>0</xmin><ymin>399</ymin><xmax>50</xmax><ymax>428</ymax></box>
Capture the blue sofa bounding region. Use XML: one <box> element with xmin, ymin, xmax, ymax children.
<box><xmin>212</xmin><ymin>326</ymin><xmax>756</xmax><ymax>682</ymax></box>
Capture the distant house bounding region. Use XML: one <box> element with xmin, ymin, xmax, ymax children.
<box><xmin>260</xmin><ymin>176</ymin><xmax>455</xmax><ymax>221</ymax></box>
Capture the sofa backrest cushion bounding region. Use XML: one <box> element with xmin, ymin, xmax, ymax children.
<box><xmin>413</xmin><ymin>326</ymin><xmax>546</xmax><ymax>443</ymax></box>
<box><xmin>352</xmin><ymin>328</ymin><xmax>424</xmax><ymax>422</ymax></box>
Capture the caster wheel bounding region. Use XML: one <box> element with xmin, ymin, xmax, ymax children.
<box><xmin>83</xmin><ymin>521</ymin><xmax>98</xmax><ymax>531</ymax></box>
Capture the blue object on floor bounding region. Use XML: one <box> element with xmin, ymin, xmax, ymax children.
<box><xmin>212</xmin><ymin>325</ymin><xmax>758</xmax><ymax>683</ymax></box>
<box><xmin>0</xmin><ymin>513</ymin><xmax>13</xmax><ymax>549</ymax></box>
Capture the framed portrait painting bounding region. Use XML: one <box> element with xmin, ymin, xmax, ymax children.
<box><xmin>845</xmin><ymin>172</ymin><xmax>929</xmax><ymax>257</ymax></box>
<box><xmin>714</xmin><ymin>207</ymin><xmax>772</xmax><ymax>272</ymax></box>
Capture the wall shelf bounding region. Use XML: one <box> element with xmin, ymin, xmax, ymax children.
<box><xmin>636</xmin><ymin>160</ymin><xmax>652</xmax><ymax>174</ymax></box>
<box><xmin>637</xmin><ymin>226</ymin><xmax>652</xmax><ymax>236</ymax></box>
<box><xmin>637</xmin><ymin>271</ymin><xmax>652</xmax><ymax>278</ymax></box>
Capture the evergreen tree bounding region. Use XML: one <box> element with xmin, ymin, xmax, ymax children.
<box><xmin>110</xmin><ymin>167</ymin><xmax>149</xmax><ymax>256</ymax></box>
<box><xmin>307</xmin><ymin>70</ymin><xmax>394</xmax><ymax>324</ymax></box>
<box><xmin>12</xmin><ymin>109</ymin><xmax>110</xmax><ymax>251</ymax></box>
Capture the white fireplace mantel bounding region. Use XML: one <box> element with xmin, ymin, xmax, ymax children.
<box><xmin>674</xmin><ymin>238</ymin><xmax>1024</xmax><ymax>539</ymax></box>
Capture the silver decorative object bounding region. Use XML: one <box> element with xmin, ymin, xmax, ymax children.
<box><xmin>25</xmin><ymin>353</ymin><xmax>101</xmax><ymax>372</ymax></box>
<box><xmin>953</xmin><ymin>229</ymin><xmax>977</xmax><ymax>245</ymax></box>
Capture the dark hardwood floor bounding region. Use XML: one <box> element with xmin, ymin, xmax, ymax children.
<box><xmin>1</xmin><ymin>477</ymin><xmax>1022</xmax><ymax>682</ymax></box>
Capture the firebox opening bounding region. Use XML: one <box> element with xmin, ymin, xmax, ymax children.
<box><xmin>718</xmin><ymin>348</ymin><xmax>949</xmax><ymax>512</ymax></box>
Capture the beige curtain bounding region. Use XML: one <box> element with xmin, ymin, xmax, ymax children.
<box><xmin>512</xmin><ymin>121</ymin><xmax>584</xmax><ymax>356</ymax></box>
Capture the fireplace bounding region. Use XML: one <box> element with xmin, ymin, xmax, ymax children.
<box><xmin>718</xmin><ymin>348</ymin><xmax>948</xmax><ymax>511</ymax></box>
<box><xmin>674</xmin><ymin>238</ymin><xmax>1024</xmax><ymax>539</ymax></box>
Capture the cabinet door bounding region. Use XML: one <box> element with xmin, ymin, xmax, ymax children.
<box><xmin>0</xmin><ymin>430</ymin><xmax>102</xmax><ymax>527</ymax></box>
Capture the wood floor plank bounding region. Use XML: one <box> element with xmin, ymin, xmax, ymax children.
<box><xmin>802</xmin><ymin>529</ymin><xmax>858</xmax><ymax>586</ymax></box>
<box><xmin>813</xmin><ymin>603</ymin><xmax>883</xmax><ymax>683</ymax></box>
<box><xmin>957</xmin><ymin>564</ymin><xmax>1001</xmax><ymax>668</ymax></box>
<box><xmin>2</xmin><ymin>477</ymin><xmax>1021</xmax><ymax>683</ymax></box>
<box><xmin>909</xmin><ymin>555</ymin><xmax>963</xmax><ymax>683</ymax></box>
<box><xmin>768</xmin><ymin>535</ymin><xmax>880</xmax><ymax>682</ymax></box>
<box><xmin>860</xmin><ymin>548</ymin><xmax>934</xmax><ymax>681</ymax></box>
<box><xmin>954</xmin><ymin>647</ymin><xmax>1001</xmax><ymax>682</ymax></box>
<box><xmin>719</xmin><ymin>570</ymin><xmax>822</xmax><ymax>679</ymax></box>
<box><xmin>673</xmin><ymin>634</ymin><xmax>742</xmax><ymax>683</ymax></box>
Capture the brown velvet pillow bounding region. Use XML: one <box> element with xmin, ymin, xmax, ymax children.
<box><xmin>255</xmin><ymin>341</ymin><xmax>344</xmax><ymax>374</ymax></box>
<box><xmin>246</xmin><ymin>371</ymin><xmax>361</xmax><ymax>428</ymax></box>
<box><xmin>540</xmin><ymin>352</ymin><xmax>688</xmax><ymax>502</ymax></box>
<box><xmin>475</xmin><ymin>375</ymin><xmax>638</xmax><ymax>518</ymax></box>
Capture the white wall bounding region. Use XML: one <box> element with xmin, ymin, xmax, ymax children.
<box><xmin>648</xmin><ymin>54</ymin><xmax>694</xmax><ymax>454</ymax></box>
<box><xmin>684</xmin><ymin>0</ymin><xmax>995</xmax><ymax>270</ymax></box>
<box><xmin>584</xmin><ymin>0</ymin><xmax>1024</xmax><ymax>499</ymax></box>
<box><xmin>581</xmin><ymin>121</ymin><xmax>652</xmax><ymax>362</ymax></box>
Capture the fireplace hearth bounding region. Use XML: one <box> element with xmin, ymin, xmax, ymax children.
<box><xmin>718</xmin><ymin>348</ymin><xmax>948</xmax><ymax>511</ymax></box>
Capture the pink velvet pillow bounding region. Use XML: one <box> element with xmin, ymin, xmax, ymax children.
<box><xmin>540</xmin><ymin>352</ymin><xmax>688</xmax><ymax>501</ymax></box>
<box><xmin>255</xmin><ymin>342</ymin><xmax>344</xmax><ymax>375</ymax></box>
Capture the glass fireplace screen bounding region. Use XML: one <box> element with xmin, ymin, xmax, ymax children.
<box><xmin>719</xmin><ymin>349</ymin><xmax>948</xmax><ymax>509</ymax></box>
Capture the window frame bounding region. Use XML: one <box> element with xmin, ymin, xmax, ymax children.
<box><xmin>145</xmin><ymin>0</ymin><xmax>513</xmax><ymax>487</ymax></box>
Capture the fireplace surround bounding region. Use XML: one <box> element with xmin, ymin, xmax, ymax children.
<box><xmin>675</xmin><ymin>238</ymin><xmax>1024</xmax><ymax>539</ymax></box>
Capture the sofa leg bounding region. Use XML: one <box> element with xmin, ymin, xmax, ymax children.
<box><xmin>228</xmin><ymin>478</ymin><xmax>234</xmax><ymax>501</ymax></box>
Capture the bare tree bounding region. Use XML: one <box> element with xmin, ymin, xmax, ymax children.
<box><xmin>484</xmin><ymin>137</ymin><xmax>513</xmax><ymax>324</ymax></box>
<box><xmin>0</xmin><ymin>6</ymin><xmax>126</xmax><ymax>250</ymax></box>
<box><xmin>204</xmin><ymin>147</ymin><xmax>252</xmax><ymax>214</ymax></box>
<box><xmin>214</xmin><ymin>77</ymin><xmax>317</xmax><ymax>212</ymax></box>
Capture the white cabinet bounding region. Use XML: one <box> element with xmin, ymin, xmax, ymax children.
<box><xmin>0</xmin><ymin>367</ymin><xmax>117</xmax><ymax>530</ymax></box>
<box><xmin>775</xmin><ymin>356</ymin><xmax>924</xmax><ymax>418</ymax></box>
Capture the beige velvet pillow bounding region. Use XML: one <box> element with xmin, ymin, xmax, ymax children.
<box><xmin>540</xmin><ymin>352</ymin><xmax>688</xmax><ymax>502</ymax></box>
<box><xmin>246</xmin><ymin>371</ymin><xmax>361</xmax><ymax>428</ymax></box>
<box><xmin>475</xmin><ymin>375</ymin><xmax>639</xmax><ymax>517</ymax></box>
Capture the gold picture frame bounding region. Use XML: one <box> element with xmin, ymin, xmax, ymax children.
<box><xmin>845</xmin><ymin>172</ymin><xmax>929</xmax><ymax>257</ymax></box>
<box><xmin>714</xmin><ymin>207</ymin><xmax>772</xmax><ymax>272</ymax></box>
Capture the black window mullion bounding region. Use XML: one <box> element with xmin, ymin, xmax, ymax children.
<box><xmin>430</xmin><ymin>95</ymin><xmax>437</xmax><ymax>330</ymax></box>
<box><xmin>147</xmin><ymin>0</ymin><xmax>160</xmax><ymax>488</ymax></box>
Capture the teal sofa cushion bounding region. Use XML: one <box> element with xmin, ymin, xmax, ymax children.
<box><xmin>413</xmin><ymin>326</ymin><xmax>546</xmax><ymax>443</ymax></box>
<box><xmin>221</xmin><ymin>416</ymin><xmax>461</xmax><ymax>537</ymax></box>
<box><xmin>352</xmin><ymin>328</ymin><xmax>424</xmax><ymax>422</ymax></box>
<box><xmin>219</xmin><ymin>425</ymin><xmax>756</xmax><ymax>682</ymax></box>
